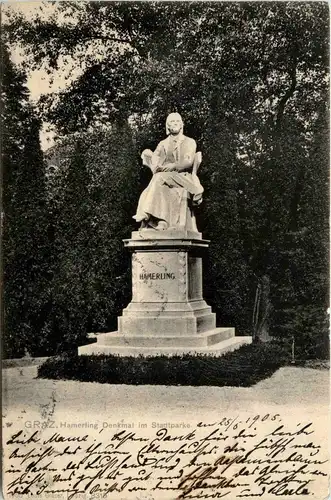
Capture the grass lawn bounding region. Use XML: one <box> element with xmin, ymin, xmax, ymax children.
<box><xmin>37</xmin><ymin>341</ymin><xmax>297</xmax><ymax>387</ymax></box>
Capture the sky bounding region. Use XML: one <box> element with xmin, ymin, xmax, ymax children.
<box><xmin>4</xmin><ymin>1</ymin><xmax>79</xmax><ymax>150</ymax></box>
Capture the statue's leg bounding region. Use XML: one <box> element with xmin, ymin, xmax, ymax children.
<box><xmin>136</xmin><ymin>173</ymin><xmax>192</xmax><ymax>230</ymax></box>
<box><xmin>155</xmin><ymin>221</ymin><xmax>168</xmax><ymax>230</ymax></box>
<box><xmin>141</xmin><ymin>174</ymin><xmax>173</xmax><ymax>229</ymax></box>
<box><xmin>178</xmin><ymin>189</ymin><xmax>188</xmax><ymax>228</ymax></box>
<box><xmin>141</xmin><ymin>215</ymin><xmax>168</xmax><ymax>230</ymax></box>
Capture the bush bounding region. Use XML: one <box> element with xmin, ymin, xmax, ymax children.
<box><xmin>38</xmin><ymin>341</ymin><xmax>291</xmax><ymax>387</ymax></box>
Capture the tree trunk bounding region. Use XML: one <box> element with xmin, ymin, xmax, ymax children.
<box><xmin>253</xmin><ymin>275</ymin><xmax>273</xmax><ymax>342</ymax></box>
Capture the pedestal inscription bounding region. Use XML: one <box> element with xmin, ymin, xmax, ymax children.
<box><xmin>133</xmin><ymin>252</ymin><xmax>182</xmax><ymax>302</ymax></box>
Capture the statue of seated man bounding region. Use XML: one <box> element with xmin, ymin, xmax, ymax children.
<box><xmin>133</xmin><ymin>113</ymin><xmax>203</xmax><ymax>231</ymax></box>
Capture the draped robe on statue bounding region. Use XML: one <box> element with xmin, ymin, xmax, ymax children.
<box><xmin>133</xmin><ymin>134</ymin><xmax>203</xmax><ymax>230</ymax></box>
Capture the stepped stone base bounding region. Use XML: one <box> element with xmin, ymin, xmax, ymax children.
<box><xmin>119</xmin><ymin>300</ymin><xmax>216</xmax><ymax>336</ymax></box>
<box><xmin>78</xmin><ymin>230</ymin><xmax>252</xmax><ymax>358</ymax></box>
<box><xmin>78</xmin><ymin>328</ymin><xmax>252</xmax><ymax>357</ymax></box>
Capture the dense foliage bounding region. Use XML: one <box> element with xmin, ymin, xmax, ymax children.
<box><xmin>38</xmin><ymin>342</ymin><xmax>291</xmax><ymax>387</ymax></box>
<box><xmin>3</xmin><ymin>2</ymin><xmax>329</xmax><ymax>359</ymax></box>
<box><xmin>2</xmin><ymin>45</ymin><xmax>52</xmax><ymax>357</ymax></box>
<box><xmin>45</xmin><ymin>126</ymin><xmax>140</xmax><ymax>351</ymax></box>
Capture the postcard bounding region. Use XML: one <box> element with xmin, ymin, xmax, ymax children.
<box><xmin>2</xmin><ymin>2</ymin><xmax>329</xmax><ymax>499</ymax></box>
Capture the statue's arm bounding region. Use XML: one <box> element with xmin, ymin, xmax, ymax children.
<box><xmin>143</xmin><ymin>138</ymin><xmax>196</xmax><ymax>173</ymax></box>
<box><xmin>149</xmin><ymin>141</ymin><xmax>165</xmax><ymax>173</ymax></box>
<box><xmin>141</xmin><ymin>142</ymin><xmax>164</xmax><ymax>173</ymax></box>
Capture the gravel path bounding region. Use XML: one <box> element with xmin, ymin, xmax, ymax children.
<box><xmin>2</xmin><ymin>365</ymin><xmax>329</xmax><ymax>500</ymax></box>
<box><xmin>3</xmin><ymin>364</ymin><xmax>329</xmax><ymax>421</ymax></box>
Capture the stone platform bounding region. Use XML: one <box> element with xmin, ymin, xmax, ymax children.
<box><xmin>78</xmin><ymin>229</ymin><xmax>252</xmax><ymax>357</ymax></box>
<box><xmin>79</xmin><ymin>329</ymin><xmax>251</xmax><ymax>357</ymax></box>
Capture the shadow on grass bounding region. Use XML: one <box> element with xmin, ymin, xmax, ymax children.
<box><xmin>38</xmin><ymin>341</ymin><xmax>292</xmax><ymax>387</ymax></box>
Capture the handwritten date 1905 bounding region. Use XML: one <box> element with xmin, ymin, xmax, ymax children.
<box><xmin>3</xmin><ymin>415</ymin><xmax>327</xmax><ymax>500</ymax></box>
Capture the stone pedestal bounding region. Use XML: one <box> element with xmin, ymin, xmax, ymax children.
<box><xmin>78</xmin><ymin>230</ymin><xmax>251</xmax><ymax>356</ymax></box>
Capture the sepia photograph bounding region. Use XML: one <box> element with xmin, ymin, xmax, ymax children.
<box><xmin>2</xmin><ymin>1</ymin><xmax>329</xmax><ymax>499</ymax></box>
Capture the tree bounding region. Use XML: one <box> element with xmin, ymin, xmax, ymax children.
<box><xmin>43</xmin><ymin>124</ymin><xmax>140</xmax><ymax>351</ymax></box>
<box><xmin>4</xmin><ymin>3</ymin><xmax>328</xmax><ymax>135</ymax></box>
<box><xmin>2</xmin><ymin>44</ymin><xmax>51</xmax><ymax>357</ymax></box>
<box><xmin>4</xmin><ymin>2</ymin><xmax>329</xmax><ymax>357</ymax></box>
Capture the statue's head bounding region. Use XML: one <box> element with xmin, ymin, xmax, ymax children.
<box><xmin>166</xmin><ymin>112</ymin><xmax>183</xmax><ymax>135</ymax></box>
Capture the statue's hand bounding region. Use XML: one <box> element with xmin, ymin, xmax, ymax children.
<box><xmin>162</xmin><ymin>163</ymin><xmax>176</xmax><ymax>172</ymax></box>
<box><xmin>141</xmin><ymin>149</ymin><xmax>153</xmax><ymax>169</ymax></box>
